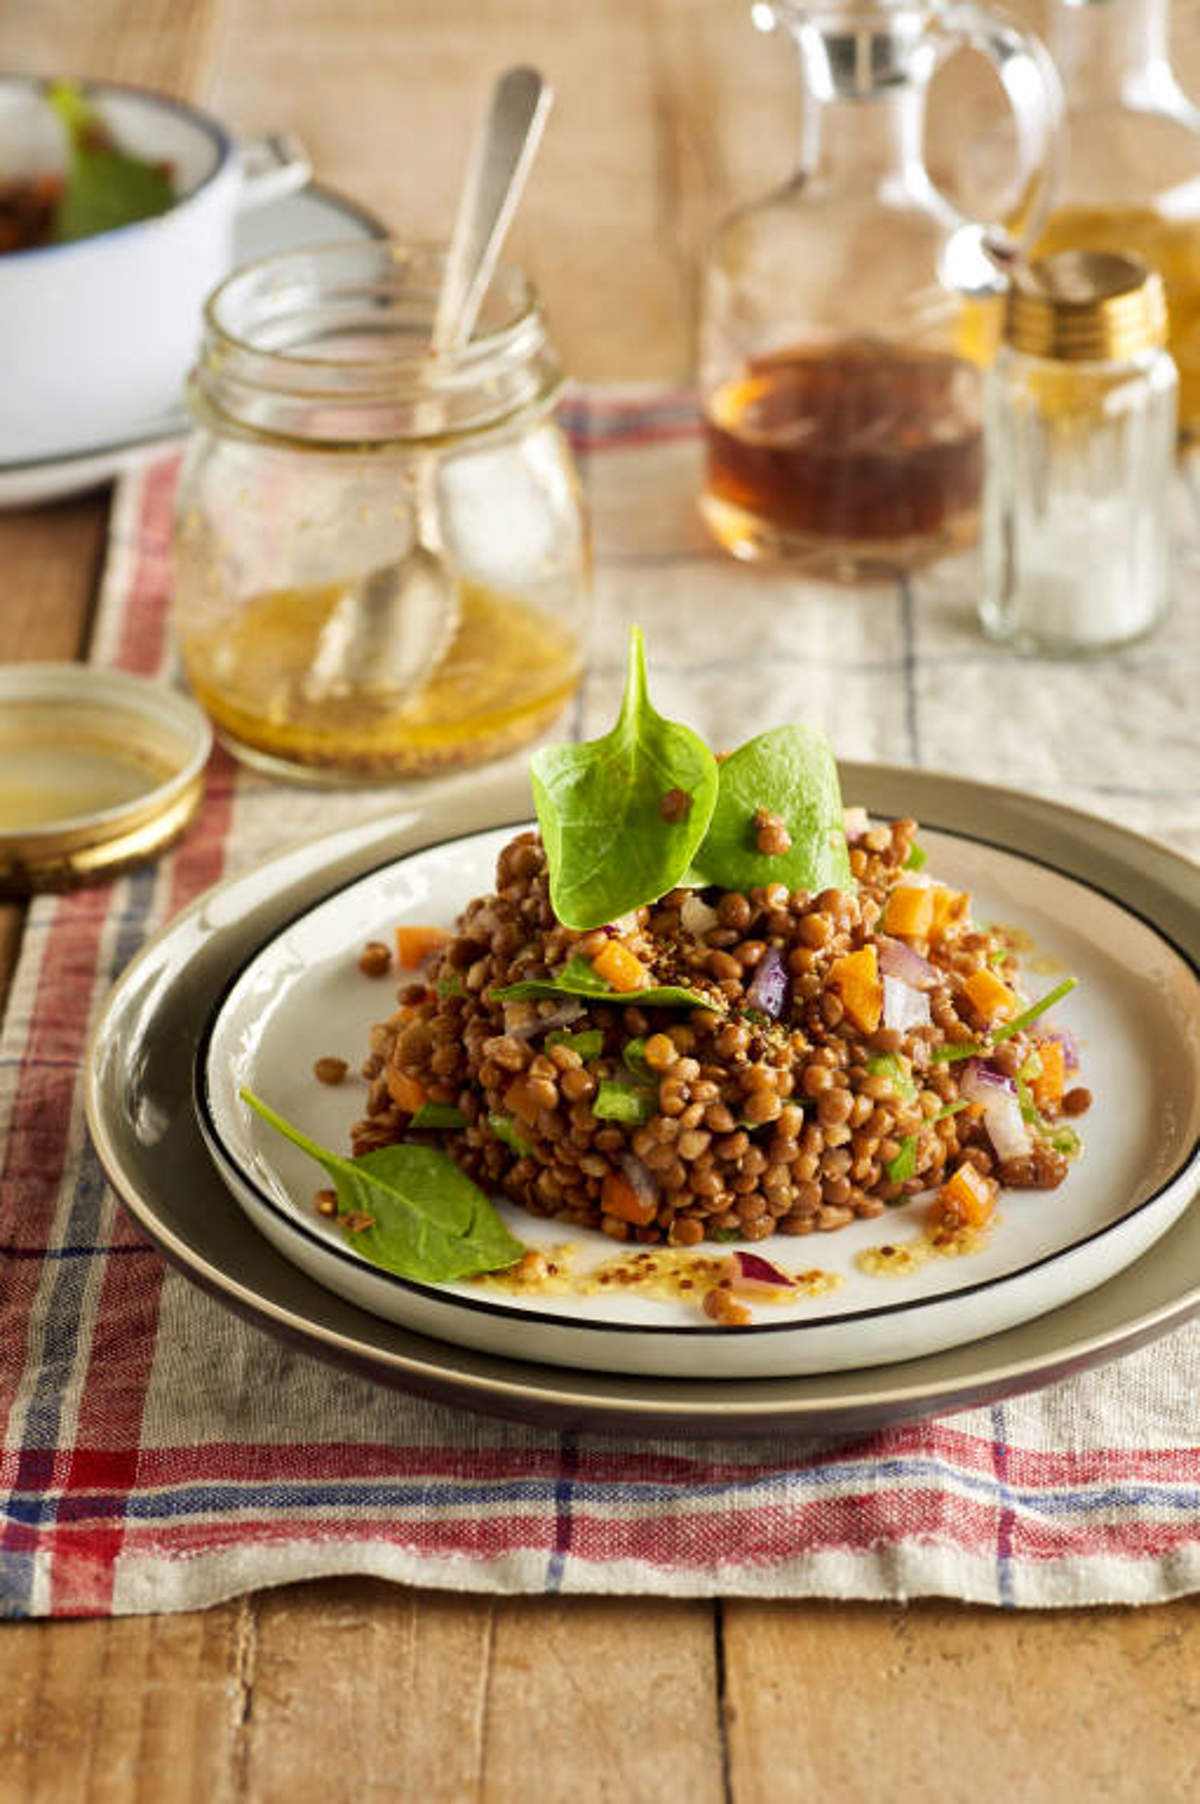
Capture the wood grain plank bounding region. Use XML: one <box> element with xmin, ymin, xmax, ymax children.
<box><xmin>722</xmin><ymin>1596</ymin><xmax>1200</xmax><ymax>1804</ymax></box>
<box><xmin>480</xmin><ymin>1596</ymin><xmax>723</xmax><ymax>1804</ymax></box>
<box><xmin>0</xmin><ymin>1601</ymin><xmax>248</xmax><ymax>1804</ymax></box>
<box><xmin>237</xmin><ymin>1582</ymin><xmax>493</xmax><ymax>1804</ymax></box>
<box><xmin>233</xmin><ymin>1583</ymin><xmax>722</xmax><ymax>1804</ymax></box>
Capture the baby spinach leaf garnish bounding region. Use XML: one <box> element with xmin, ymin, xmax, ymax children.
<box><xmin>409</xmin><ymin>1102</ymin><xmax>467</xmax><ymax>1131</ymax></box>
<box><xmin>488</xmin><ymin>1112</ymin><xmax>532</xmax><ymax>1157</ymax></box>
<box><xmin>688</xmin><ymin>725</ymin><xmax>852</xmax><ymax>896</ymax></box>
<box><xmin>530</xmin><ymin>626</ymin><xmax>718</xmax><ymax>930</ymax></box>
<box><xmin>490</xmin><ymin>952</ymin><xmax>718</xmax><ymax>1012</ymax></box>
<box><xmin>241</xmin><ymin>1089</ymin><xmax>524</xmax><ymax>1282</ymax></box>
<box><xmin>47</xmin><ymin>81</ymin><xmax>174</xmax><ymax>244</ymax></box>
<box><xmin>592</xmin><ymin>1078</ymin><xmax>656</xmax><ymax>1124</ymax></box>
<box><xmin>622</xmin><ymin>1037</ymin><xmax>654</xmax><ymax>1080</ymax></box>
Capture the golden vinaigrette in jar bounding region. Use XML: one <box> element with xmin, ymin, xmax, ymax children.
<box><xmin>174</xmin><ymin>243</ymin><xmax>588</xmax><ymax>783</ymax></box>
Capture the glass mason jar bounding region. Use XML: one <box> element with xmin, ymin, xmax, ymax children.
<box><xmin>173</xmin><ymin>243</ymin><xmax>589</xmax><ymax>783</ymax></box>
<box><xmin>980</xmin><ymin>251</ymin><xmax>1176</xmax><ymax>655</ymax></box>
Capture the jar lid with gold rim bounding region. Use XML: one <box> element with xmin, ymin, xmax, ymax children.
<box><xmin>0</xmin><ymin>666</ymin><xmax>212</xmax><ymax>896</ymax></box>
<box><xmin>1005</xmin><ymin>251</ymin><xmax>1168</xmax><ymax>364</ymax></box>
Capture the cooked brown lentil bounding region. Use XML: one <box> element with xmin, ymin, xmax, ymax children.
<box><xmin>357</xmin><ymin>941</ymin><xmax>392</xmax><ymax>978</ymax></box>
<box><xmin>313</xmin><ymin>1056</ymin><xmax>349</xmax><ymax>1086</ymax></box>
<box><xmin>350</xmin><ymin>820</ymin><xmax>1083</xmax><ymax>1244</ymax></box>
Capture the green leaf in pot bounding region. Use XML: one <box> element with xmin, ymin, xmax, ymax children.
<box><xmin>689</xmin><ymin>724</ymin><xmax>852</xmax><ymax>895</ymax></box>
<box><xmin>47</xmin><ymin>80</ymin><xmax>175</xmax><ymax>244</ymax></box>
<box><xmin>530</xmin><ymin>625</ymin><xmax>718</xmax><ymax>930</ymax></box>
<box><xmin>241</xmin><ymin>1089</ymin><xmax>525</xmax><ymax>1282</ymax></box>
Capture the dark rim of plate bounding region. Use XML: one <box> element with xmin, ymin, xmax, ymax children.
<box><xmin>193</xmin><ymin>816</ymin><xmax>1200</xmax><ymax>1340</ymax></box>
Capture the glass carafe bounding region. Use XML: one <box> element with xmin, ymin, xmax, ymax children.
<box><xmin>1036</xmin><ymin>0</ymin><xmax>1200</xmax><ymax>441</ymax></box>
<box><xmin>699</xmin><ymin>0</ymin><xmax>1061</xmax><ymax>578</ymax></box>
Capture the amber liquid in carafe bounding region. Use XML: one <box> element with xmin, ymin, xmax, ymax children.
<box><xmin>1036</xmin><ymin>207</ymin><xmax>1200</xmax><ymax>440</ymax></box>
<box><xmin>702</xmin><ymin>339</ymin><xmax>985</xmax><ymax>577</ymax></box>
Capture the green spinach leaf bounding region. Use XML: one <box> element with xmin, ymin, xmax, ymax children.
<box><xmin>48</xmin><ymin>81</ymin><xmax>174</xmax><ymax>244</ymax></box>
<box><xmin>530</xmin><ymin>626</ymin><xmax>718</xmax><ymax>929</ymax></box>
<box><xmin>689</xmin><ymin>724</ymin><xmax>852</xmax><ymax>895</ymax></box>
<box><xmin>242</xmin><ymin>1089</ymin><xmax>524</xmax><ymax>1281</ymax></box>
<box><xmin>490</xmin><ymin>951</ymin><xmax>718</xmax><ymax>1012</ymax></box>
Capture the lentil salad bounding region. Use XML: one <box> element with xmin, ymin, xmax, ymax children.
<box><xmin>340</xmin><ymin>629</ymin><xmax>1088</xmax><ymax>1275</ymax></box>
<box><xmin>351</xmin><ymin>812</ymin><xmax>1089</xmax><ymax>1262</ymax></box>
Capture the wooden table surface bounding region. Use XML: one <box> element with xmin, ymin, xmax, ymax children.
<box><xmin>2</xmin><ymin>4</ymin><xmax>1197</xmax><ymax>1799</ymax></box>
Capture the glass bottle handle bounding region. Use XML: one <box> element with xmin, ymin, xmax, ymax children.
<box><xmin>933</xmin><ymin>4</ymin><xmax>1064</xmax><ymax>263</ymax></box>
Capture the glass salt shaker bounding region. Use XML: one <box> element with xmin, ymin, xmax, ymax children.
<box><xmin>980</xmin><ymin>250</ymin><xmax>1176</xmax><ymax>655</ymax></box>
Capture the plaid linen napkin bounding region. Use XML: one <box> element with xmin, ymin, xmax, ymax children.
<box><xmin>2</xmin><ymin>389</ymin><xmax>1199</xmax><ymax>1618</ymax></box>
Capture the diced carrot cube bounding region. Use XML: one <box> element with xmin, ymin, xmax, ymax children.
<box><xmin>395</xmin><ymin>925</ymin><xmax>452</xmax><ymax>970</ymax></box>
<box><xmin>882</xmin><ymin>885</ymin><xmax>935</xmax><ymax>940</ymax></box>
<box><xmin>504</xmin><ymin>1076</ymin><xmax>547</xmax><ymax>1128</ymax></box>
<box><xmin>828</xmin><ymin>945</ymin><xmax>882</xmax><ymax>1034</ymax></box>
<box><xmin>386</xmin><ymin>1068</ymin><xmax>426</xmax><ymax>1113</ymax></box>
<box><xmin>961</xmin><ymin>966</ymin><xmax>1018</xmax><ymax>1026</ymax></box>
<box><xmin>601</xmin><ymin>1171</ymin><xmax>657</xmax><ymax>1226</ymax></box>
<box><xmin>929</xmin><ymin>886</ymin><xmax>970</xmax><ymax>938</ymax></box>
<box><xmin>935</xmin><ymin>1162</ymin><xmax>996</xmax><ymax>1231</ymax></box>
<box><xmin>1030</xmin><ymin>1038</ymin><xmax>1066</xmax><ymax>1111</ymax></box>
<box><xmin>591</xmin><ymin>940</ymin><xmax>648</xmax><ymax>993</ymax></box>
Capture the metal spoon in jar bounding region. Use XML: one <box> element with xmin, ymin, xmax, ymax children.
<box><xmin>303</xmin><ymin>66</ymin><xmax>553</xmax><ymax>707</ymax></box>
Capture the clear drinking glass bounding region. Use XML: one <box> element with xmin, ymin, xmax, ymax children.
<box><xmin>173</xmin><ymin>243</ymin><xmax>589</xmax><ymax>783</ymax></box>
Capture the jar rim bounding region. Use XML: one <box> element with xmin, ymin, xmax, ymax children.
<box><xmin>192</xmin><ymin>240</ymin><xmax>564</xmax><ymax>445</ymax></box>
<box><xmin>202</xmin><ymin>240</ymin><xmax>547</xmax><ymax>389</ymax></box>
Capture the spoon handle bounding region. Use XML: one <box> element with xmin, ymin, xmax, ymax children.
<box><xmin>432</xmin><ymin>66</ymin><xmax>553</xmax><ymax>354</ymax></box>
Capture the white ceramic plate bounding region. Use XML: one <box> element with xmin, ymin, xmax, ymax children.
<box><xmin>0</xmin><ymin>183</ymin><xmax>384</xmax><ymax>507</ymax></box>
<box><xmin>196</xmin><ymin>814</ymin><xmax>1200</xmax><ymax>1381</ymax></box>
<box><xmin>84</xmin><ymin>767</ymin><xmax>1200</xmax><ymax>1437</ymax></box>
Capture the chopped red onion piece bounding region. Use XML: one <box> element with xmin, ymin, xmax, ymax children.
<box><xmin>843</xmin><ymin>806</ymin><xmax>870</xmax><ymax>843</ymax></box>
<box><xmin>959</xmin><ymin>1058</ymin><xmax>1016</xmax><ymax>1099</ymax></box>
<box><xmin>882</xmin><ymin>975</ymin><xmax>932</xmax><ymax>1034</ymax></box>
<box><xmin>723</xmin><ymin>1250</ymin><xmax>797</xmax><ymax>1298</ymax></box>
<box><xmin>618</xmin><ymin>1152</ymin><xmax>659</xmax><ymax>1207</ymax></box>
<box><xmin>960</xmin><ymin>1058</ymin><xmax>1030</xmax><ymax>1162</ymax></box>
<box><xmin>1046</xmin><ymin>1028</ymin><xmax>1080</xmax><ymax>1072</ymax></box>
<box><xmin>877</xmin><ymin>935</ymin><xmax>937</xmax><ymax>990</ymax></box>
<box><xmin>746</xmin><ymin>945</ymin><xmax>789</xmax><ymax>1019</ymax></box>
<box><xmin>681</xmin><ymin>893</ymin><xmax>719</xmax><ymax>937</ymax></box>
